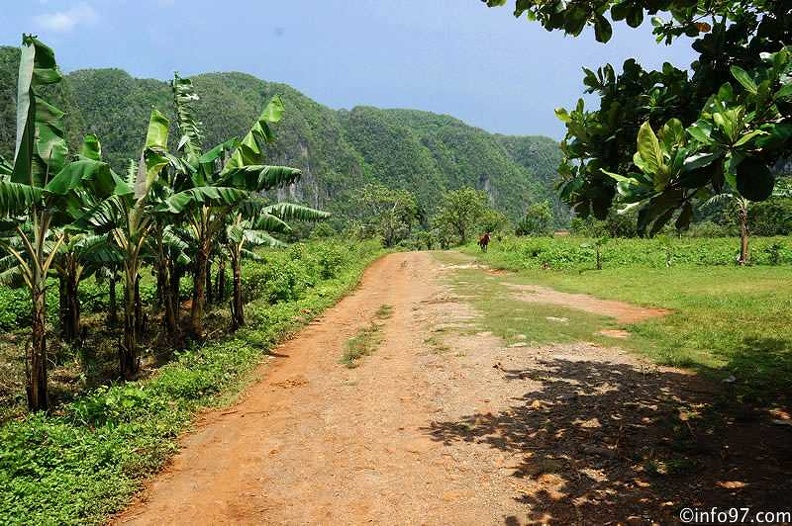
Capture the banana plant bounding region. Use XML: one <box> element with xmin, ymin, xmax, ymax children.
<box><xmin>75</xmin><ymin>114</ymin><xmax>177</xmax><ymax>378</ymax></box>
<box><xmin>165</xmin><ymin>74</ymin><xmax>302</xmax><ymax>338</ymax></box>
<box><xmin>0</xmin><ymin>36</ymin><xmax>128</xmax><ymax>410</ymax></box>
<box><xmin>225</xmin><ymin>199</ymin><xmax>328</xmax><ymax>329</ymax></box>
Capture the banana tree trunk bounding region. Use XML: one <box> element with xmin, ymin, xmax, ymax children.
<box><xmin>64</xmin><ymin>259</ymin><xmax>80</xmax><ymax>343</ymax></box>
<box><xmin>168</xmin><ymin>259</ymin><xmax>182</xmax><ymax>332</ymax></box>
<box><xmin>230</xmin><ymin>250</ymin><xmax>244</xmax><ymax>330</ymax></box>
<box><xmin>108</xmin><ymin>274</ymin><xmax>118</xmax><ymax>326</ymax></box>
<box><xmin>216</xmin><ymin>259</ymin><xmax>226</xmax><ymax>304</ymax></box>
<box><xmin>27</xmin><ymin>282</ymin><xmax>49</xmax><ymax>411</ymax></box>
<box><xmin>190</xmin><ymin>248</ymin><xmax>209</xmax><ymax>338</ymax></box>
<box><xmin>205</xmin><ymin>259</ymin><xmax>213</xmax><ymax>306</ymax></box>
<box><xmin>163</xmin><ymin>260</ymin><xmax>178</xmax><ymax>335</ymax></box>
<box><xmin>120</xmin><ymin>264</ymin><xmax>139</xmax><ymax>379</ymax></box>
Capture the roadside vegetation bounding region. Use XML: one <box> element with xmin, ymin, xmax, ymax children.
<box><xmin>0</xmin><ymin>238</ymin><xmax>381</xmax><ymax>525</ymax></box>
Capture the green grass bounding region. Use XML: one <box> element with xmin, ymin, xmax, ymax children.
<box><xmin>340</xmin><ymin>304</ymin><xmax>392</xmax><ymax>368</ymax></box>
<box><xmin>448</xmin><ymin>238</ymin><xmax>792</xmax><ymax>406</ymax></box>
<box><xmin>444</xmin><ymin>267</ymin><xmax>613</xmax><ymax>347</ymax></box>
<box><xmin>0</xmin><ymin>239</ymin><xmax>383</xmax><ymax>526</ymax></box>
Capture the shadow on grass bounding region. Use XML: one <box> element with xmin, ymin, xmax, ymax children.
<box><xmin>425</xmin><ymin>355</ymin><xmax>792</xmax><ymax>525</ymax></box>
<box><xmin>721</xmin><ymin>337</ymin><xmax>792</xmax><ymax>407</ymax></box>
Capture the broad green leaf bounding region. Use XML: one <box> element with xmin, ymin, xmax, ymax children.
<box><xmin>554</xmin><ymin>107</ymin><xmax>570</xmax><ymax>123</ymax></box>
<box><xmin>80</xmin><ymin>134</ymin><xmax>102</xmax><ymax>161</ymax></box>
<box><xmin>686</xmin><ymin>120</ymin><xmax>713</xmax><ymax>144</ymax></box>
<box><xmin>733</xmin><ymin>129</ymin><xmax>767</xmax><ymax>148</ymax></box>
<box><xmin>220</xmin><ymin>165</ymin><xmax>301</xmax><ymax>192</ymax></box>
<box><xmin>775</xmin><ymin>83</ymin><xmax>792</xmax><ymax>100</ymax></box>
<box><xmin>660</xmin><ymin>118</ymin><xmax>685</xmax><ymax>150</ymax></box>
<box><xmin>636</xmin><ymin>121</ymin><xmax>664</xmax><ymax>175</ymax></box>
<box><xmin>46</xmin><ymin>159</ymin><xmax>129</xmax><ymax>198</ymax></box>
<box><xmin>140</xmin><ymin>109</ymin><xmax>170</xmax><ymax>197</ymax></box>
<box><xmin>260</xmin><ymin>95</ymin><xmax>284</xmax><ymax>124</ymax></box>
<box><xmin>144</xmin><ymin>108</ymin><xmax>169</xmax><ymax>150</ymax></box>
<box><xmin>33</xmin><ymin>97</ymin><xmax>67</xmax><ymax>176</ymax></box>
<box><xmin>683</xmin><ymin>152</ymin><xmax>721</xmax><ymax>171</ymax></box>
<box><xmin>12</xmin><ymin>36</ymin><xmax>65</xmax><ymax>188</ymax></box>
<box><xmin>0</xmin><ymin>181</ymin><xmax>44</xmax><ymax>216</ymax></box>
<box><xmin>222</xmin><ymin>96</ymin><xmax>285</xmax><ymax>174</ymax></box>
<box><xmin>730</xmin><ymin>66</ymin><xmax>758</xmax><ymax>95</ymax></box>
<box><xmin>264</xmin><ymin>202</ymin><xmax>330</xmax><ymax>222</ymax></box>
<box><xmin>159</xmin><ymin>186</ymin><xmax>248</xmax><ymax>214</ymax></box>
<box><xmin>593</xmin><ymin>15</ymin><xmax>612</xmax><ymax>43</ymax></box>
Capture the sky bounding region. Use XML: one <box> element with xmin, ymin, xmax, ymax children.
<box><xmin>0</xmin><ymin>0</ymin><xmax>697</xmax><ymax>139</ymax></box>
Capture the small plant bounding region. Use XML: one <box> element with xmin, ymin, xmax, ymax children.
<box><xmin>341</xmin><ymin>323</ymin><xmax>383</xmax><ymax>368</ymax></box>
<box><xmin>765</xmin><ymin>242</ymin><xmax>783</xmax><ymax>265</ymax></box>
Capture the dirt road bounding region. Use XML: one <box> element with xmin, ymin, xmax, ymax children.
<box><xmin>116</xmin><ymin>252</ymin><xmax>790</xmax><ymax>525</ymax></box>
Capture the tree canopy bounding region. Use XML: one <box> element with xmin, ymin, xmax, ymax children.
<box><xmin>486</xmin><ymin>0</ymin><xmax>792</xmax><ymax>234</ymax></box>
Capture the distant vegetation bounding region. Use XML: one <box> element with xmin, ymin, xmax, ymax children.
<box><xmin>0</xmin><ymin>48</ymin><xmax>565</xmax><ymax>227</ymax></box>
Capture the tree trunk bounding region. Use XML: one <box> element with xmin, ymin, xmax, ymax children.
<box><xmin>65</xmin><ymin>260</ymin><xmax>80</xmax><ymax>343</ymax></box>
<box><xmin>134</xmin><ymin>275</ymin><xmax>143</xmax><ymax>336</ymax></box>
<box><xmin>58</xmin><ymin>275</ymin><xmax>68</xmax><ymax>339</ymax></box>
<box><xmin>163</xmin><ymin>259</ymin><xmax>178</xmax><ymax>335</ymax></box>
<box><xmin>108</xmin><ymin>274</ymin><xmax>118</xmax><ymax>326</ymax></box>
<box><xmin>205</xmin><ymin>259</ymin><xmax>213</xmax><ymax>306</ymax></box>
<box><xmin>27</xmin><ymin>283</ymin><xmax>49</xmax><ymax>411</ymax></box>
<box><xmin>230</xmin><ymin>252</ymin><xmax>244</xmax><ymax>330</ymax></box>
<box><xmin>120</xmin><ymin>270</ymin><xmax>139</xmax><ymax>379</ymax></box>
<box><xmin>190</xmin><ymin>249</ymin><xmax>209</xmax><ymax>338</ymax></box>
<box><xmin>216</xmin><ymin>259</ymin><xmax>226</xmax><ymax>304</ymax></box>
<box><xmin>738</xmin><ymin>205</ymin><xmax>750</xmax><ymax>265</ymax></box>
<box><xmin>155</xmin><ymin>260</ymin><xmax>166</xmax><ymax>309</ymax></box>
<box><xmin>169</xmin><ymin>260</ymin><xmax>182</xmax><ymax>331</ymax></box>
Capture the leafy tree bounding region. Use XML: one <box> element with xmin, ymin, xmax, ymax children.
<box><xmin>516</xmin><ymin>201</ymin><xmax>554</xmax><ymax>236</ymax></box>
<box><xmin>432</xmin><ymin>187</ymin><xmax>489</xmax><ymax>244</ymax></box>
<box><xmin>478</xmin><ymin>208</ymin><xmax>510</xmax><ymax>235</ymax></box>
<box><xmin>352</xmin><ymin>183</ymin><xmax>418</xmax><ymax>247</ymax></box>
<box><xmin>486</xmin><ymin>0</ymin><xmax>792</xmax><ymax>232</ymax></box>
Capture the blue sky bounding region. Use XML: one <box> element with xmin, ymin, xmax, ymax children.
<box><xmin>1</xmin><ymin>0</ymin><xmax>696</xmax><ymax>138</ymax></box>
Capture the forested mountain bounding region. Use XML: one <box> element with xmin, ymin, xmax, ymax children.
<box><xmin>0</xmin><ymin>46</ymin><xmax>564</xmax><ymax>223</ymax></box>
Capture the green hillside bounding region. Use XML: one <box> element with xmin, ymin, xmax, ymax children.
<box><xmin>0</xmin><ymin>47</ymin><xmax>563</xmax><ymax>222</ymax></box>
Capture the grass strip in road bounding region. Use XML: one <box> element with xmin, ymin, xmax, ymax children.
<box><xmin>341</xmin><ymin>304</ymin><xmax>392</xmax><ymax>368</ymax></box>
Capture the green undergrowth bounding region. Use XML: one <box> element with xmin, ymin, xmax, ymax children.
<box><xmin>465</xmin><ymin>235</ymin><xmax>792</xmax><ymax>270</ymax></box>
<box><xmin>451</xmin><ymin>238</ymin><xmax>792</xmax><ymax>407</ymax></box>
<box><xmin>0</xmin><ymin>239</ymin><xmax>382</xmax><ymax>526</ymax></box>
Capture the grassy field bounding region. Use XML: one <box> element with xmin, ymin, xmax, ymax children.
<box><xmin>458</xmin><ymin>235</ymin><xmax>792</xmax><ymax>407</ymax></box>
<box><xmin>0</xmin><ymin>239</ymin><xmax>382</xmax><ymax>525</ymax></box>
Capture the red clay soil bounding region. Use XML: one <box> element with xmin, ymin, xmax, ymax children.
<box><xmin>114</xmin><ymin>252</ymin><xmax>792</xmax><ymax>525</ymax></box>
<box><xmin>506</xmin><ymin>284</ymin><xmax>669</xmax><ymax>324</ymax></box>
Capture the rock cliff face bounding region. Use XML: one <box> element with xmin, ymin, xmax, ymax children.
<box><xmin>0</xmin><ymin>47</ymin><xmax>564</xmax><ymax>222</ymax></box>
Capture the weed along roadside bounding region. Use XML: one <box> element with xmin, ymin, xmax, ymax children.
<box><xmin>0</xmin><ymin>240</ymin><xmax>382</xmax><ymax>526</ymax></box>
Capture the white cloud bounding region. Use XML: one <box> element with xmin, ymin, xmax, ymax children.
<box><xmin>33</xmin><ymin>2</ymin><xmax>99</xmax><ymax>33</ymax></box>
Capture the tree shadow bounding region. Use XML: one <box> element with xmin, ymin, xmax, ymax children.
<box><xmin>425</xmin><ymin>354</ymin><xmax>792</xmax><ymax>525</ymax></box>
<box><xmin>719</xmin><ymin>336</ymin><xmax>792</xmax><ymax>407</ymax></box>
